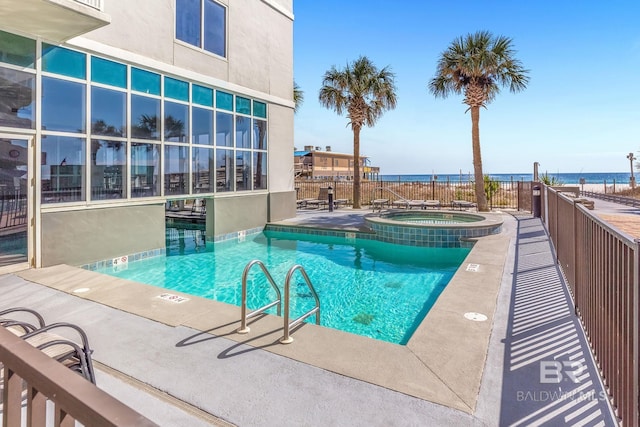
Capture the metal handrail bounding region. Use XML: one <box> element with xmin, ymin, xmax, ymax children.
<box><xmin>371</xmin><ymin>186</ymin><xmax>410</xmax><ymax>204</ymax></box>
<box><xmin>237</xmin><ymin>260</ymin><xmax>282</xmax><ymax>334</ymax></box>
<box><xmin>280</xmin><ymin>265</ymin><xmax>320</xmax><ymax>344</ymax></box>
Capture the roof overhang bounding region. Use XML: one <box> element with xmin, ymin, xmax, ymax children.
<box><xmin>0</xmin><ymin>0</ymin><xmax>111</xmax><ymax>42</ymax></box>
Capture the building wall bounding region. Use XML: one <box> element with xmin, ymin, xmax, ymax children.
<box><xmin>209</xmin><ymin>194</ymin><xmax>268</xmax><ymax>236</ymax></box>
<box><xmin>41</xmin><ymin>204</ymin><xmax>165</xmax><ymax>267</ymax></box>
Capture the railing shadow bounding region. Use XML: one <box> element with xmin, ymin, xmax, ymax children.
<box><xmin>499</xmin><ymin>216</ymin><xmax>617</xmax><ymax>426</ymax></box>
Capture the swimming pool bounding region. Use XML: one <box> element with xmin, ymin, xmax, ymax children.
<box><xmin>97</xmin><ymin>226</ymin><xmax>471</xmax><ymax>344</ymax></box>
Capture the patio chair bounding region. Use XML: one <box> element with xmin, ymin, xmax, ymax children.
<box><xmin>371</xmin><ymin>199</ymin><xmax>389</xmax><ymax>212</ymax></box>
<box><xmin>0</xmin><ymin>308</ymin><xmax>96</xmax><ymax>384</ymax></box>
<box><xmin>392</xmin><ymin>199</ymin><xmax>409</xmax><ymax>209</ymax></box>
<box><xmin>407</xmin><ymin>200</ymin><xmax>426</xmax><ymax>209</ymax></box>
<box><xmin>304</xmin><ymin>188</ymin><xmax>348</xmax><ymax>210</ymax></box>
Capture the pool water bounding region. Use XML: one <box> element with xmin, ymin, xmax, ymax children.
<box><xmin>97</xmin><ymin>226</ymin><xmax>471</xmax><ymax>344</ymax></box>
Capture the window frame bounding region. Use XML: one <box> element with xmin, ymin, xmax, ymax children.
<box><xmin>175</xmin><ymin>0</ymin><xmax>227</xmax><ymax>59</ymax></box>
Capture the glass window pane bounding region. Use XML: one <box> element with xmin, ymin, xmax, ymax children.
<box><xmin>42</xmin><ymin>77</ymin><xmax>86</xmax><ymax>133</ymax></box>
<box><xmin>91</xmin><ymin>57</ymin><xmax>126</xmax><ymax>88</ymax></box>
<box><xmin>253</xmin><ymin>119</ymin><xmax>267</xmax><ymax>150</ymax></box>
<box><xmin>235</xmin><ymin>116</ymin><xmax>250</xmax><ymax>149</ymax></box>
<box><xmin>176</xmin><ymin>0</ymin><xmax>201</xmax><ymax>47</ymax></box>
<box><xmin>91</xmin><ymin>139</ymin><xmax>126</xmax><ymax>200</ymax></box>
<box><xmin>91</xmin><ymin>87</ymin><xmax>125</xmax><ymax>137</ymax></box>
<box><xmin>192</xmin><ymin>107</ymin><xmax>213</xmax><ymax>145</ymax></box>
<box><xmin>192</xmin><ymin>84</ymin><xmax>213</xmax><ymax>107</ymax></box>
<box><xmin>164</xmin><ymin>145</ymin><xmax>189</xmax><ymax>195</ymax></box>
<box><xmin>131</xmin><ymin>142</ymin><xmax>160</xmax><ymax>197</ymax></box>
<box><xmin>215</xmin><ymin>148</ymin><xmax>233</xmax><ymax>192</ymax></box>
<box><xmin>42</xmin><ymin>44</ymin><xmax>86</xmax><ymax>79</ymax></box>
<box><xmin>131</xmin><ymin>95</ymin><xmax>160</xmax><ymax>140</ymax></box>
<box><xmin>235</xmin><ymin>151</ymin><xmax>251</xmax><ymax>191</ymax></box>
<box><xmin>215</xmin><ymin>90</ymin><xmax>233</xmax><ymax>111</ymax></box>
<box><xmin>253</xmin><ymin>152</ymin><xmax>267</xmax><ymax>190</ymax></box>
<box><xmin>235</xmin><ymin>96</ymin><xmax>250</xmax><ymax>115</ymax></box>
<box><xmin>165</xmin><ymin>76</ymin><xmax>189</xmax><ymax>101</ymax></box>
<box><xmin>0</xmin><ymin>30</ymin><xmax>35</xmax><ymax>68</ymax></box>
<box><xmin>203</xmin><ymin>0</ymin><xmax>226</xmax><ymax>57</ymax></box>
<box><xmin>0</xmin><ymin>67</ymin><xmax>35</xmax><ymax>129</ymax></box>
<box><xmin>253</xmin><ymin>100</ymin><xmax>266</xmax><ymax>118</ymax></box>
<box><xmin>215</xmin><ymin>112</ymin><xmax>232</xmax><ymax>147</ymax></box>
<box><xmin>41</xmin><ymin>135</ymin><xmax>85</xmax><ymax>203</ymax></box>
<box><xmin>193</xmin><ymin>147</ymin><xmax>214</xmax><ymax>193</ymax></box>
<box><xmin>165</xmin><ymin>101</ymin><xmax>188</xmax><ymax>142</ymax></box>
<box><xmin>131</xmin><ymin>67</ymin><xmax>160</xmax><ymax>95</ymax></box>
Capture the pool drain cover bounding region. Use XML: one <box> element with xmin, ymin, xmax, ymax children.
<box><xmin>464</xmin><ymin>312</ymin><xmax>487</xmax><ymax>322</ymax></box>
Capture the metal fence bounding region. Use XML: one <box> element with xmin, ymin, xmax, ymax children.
<box><xmin>295</xmin><ymin>179</ymin><xmax>530</xmax><ymax>210</ymax></box>
<box><xmin>542</xmin><ymin>186</ymin><xmax>639</xmax><ymax>425</ymax></box>
<box><xmin>0</xmin><ymin>188</ymin><xmax>27</xmax><ymax>230</ymax></box>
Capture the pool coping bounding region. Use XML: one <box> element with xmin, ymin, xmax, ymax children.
<box><xmin>13</xmin><ymin>211</ymin><xmax>515</xmax><ymax>415</ymax></box>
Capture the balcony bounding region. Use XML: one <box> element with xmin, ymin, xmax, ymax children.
<box><xmin>0</xmin><ymin>0</ymin><xmax>111</xmax><ymax>42</ymax></box>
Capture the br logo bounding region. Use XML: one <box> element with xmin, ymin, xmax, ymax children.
<box><xmin>540</xmin><ymin>360</ymin><xmax>585</xmax><ymax>384</ymax></box>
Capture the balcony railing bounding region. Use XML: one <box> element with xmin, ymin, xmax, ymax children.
<box><xmin>0</xmin><ymin>326</ymin><xmax>157</xmax><ymax>426</ymax></box>
<box><xmin>73</xmin><ymin>0</ymin><xmax>103</xmax><ymax>10</ymax></box>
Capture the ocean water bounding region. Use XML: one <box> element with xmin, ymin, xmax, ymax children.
<box><xmin>380</xmin><ymin>172</ymin><xmax>632</xmax><ymax>185</ymax></box>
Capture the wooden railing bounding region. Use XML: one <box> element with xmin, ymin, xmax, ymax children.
<box><xmin>542</xmin><ymin>186</ymin><xmax>639</xmax><ymax>425</ymax></box>
<box><xmin>0</xmin><ymin>326</ymin><xmax>157</xmax><ymax>426</ymax></box>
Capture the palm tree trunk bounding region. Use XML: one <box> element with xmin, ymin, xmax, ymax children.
<box><xmin>471</xmin><ymin>106</ymin><xmax>489</xmax><ymax>211</ymax></box>
<box><xmin>353</xmin><ymin>125</ymin><xmax>361</xmax><ymax>209</ymax></box>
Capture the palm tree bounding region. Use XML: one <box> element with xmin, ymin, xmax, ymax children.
<box><xmin>293</xmin><ymin>81</ymin><xmax>304</xmax><ymax>113</ymax></box>
<box><xmin>319</xmin><ymin>56</ymin><xmax>397</xmax><ymax>209</ymax></box>
<box><xmin>429</xmin><ymin>31</ymin><xmax>529</xmax><ymax>211</ymax></box>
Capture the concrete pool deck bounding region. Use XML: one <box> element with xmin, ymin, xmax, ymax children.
<box><xmin>0</xmin><ymin>207</ymin><xmax>618</xmax><ymax>426</ymax></box>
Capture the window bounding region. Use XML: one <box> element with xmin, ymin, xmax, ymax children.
<box><xmin>164</xmin><ymin>145</ymin><xmax>189</xmax><ymax>195</ymax></box>
<box><xmin>164</xmin><ymin>101</ymin><xmax>188</xmax><ymax>142</ymax></box>
<box><xmin>193</xmin><ymin>147</ymin><xmax>214</xmax><ymax>192</ymax></box>
<box><xmin>216</xmin><ymin>112</ymin><xmax>232</xmax><ymax>147</ymax></box>
<box><xmin>235</xmin><ymin>151</ymin><xmax>251</xmax><ymax>191</ymax></box>
<box><xmin>42</xmin><ymin>77</ymin><xmax>86</xmax><ymax>133</ymax></box>
<box><xmin>235</xmin><ymin>116</ymin><xmax>251</xmax><ymax>149</ymax></box>
<box><xmin>41</xmin><ymin>136</ymin><xmax>85</xmax><ymax>203</ymax></box>
<box><xmin>216</xmin><ymin>149</ymin><xmax>233</xmax><ymax>192</ymax></box>
<box><xmin>176</xmin><ymin>0</ymin><xmax>226</xmax><ymax>58</ymax></box>
<box><xmin>0</xmin><ymin>68</ymin><xmax>34</xmax><ymax>129</ymax></box>
<box><xmin>91</xmin><ymin>57</ymin><xmax>126</xmax><ymax>88</ymax></box>
<box><xmin>42</xmin><ymin>44</ymin><xmax>86</xmax><ymax>79</ymax></box>
<box><xmin>131</xmin><ymin>143</ymin><xmax>160</xmax><ymax>198</ymax></box>
<box><xmin>131</xmin><ymin>95</ymin><xmax>160</xmax><ymax>140</ymax></box>
<box><xmin>0</xmin><ymin>30</ymin><xmax>35</xmax><ymax>68</ymax></box>
<box><xmin>91</xmin><ymin>87</ymin><xmax>125</xmax><ymax>137</ymax></box>
<box><xmin>192</xmin><ymin>107</ymin><xmax>213</xmax><ymax>145</ymax></box>
<box><xmin>91</xmin><ymin>139</ymin><xmax>126</xmax><ymax>200</ymax></box>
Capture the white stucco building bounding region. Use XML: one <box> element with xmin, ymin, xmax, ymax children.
<box><xmin>0</xmin><ymin>0</ymin><xmax>295</xmax><ymax>269</ymax></box>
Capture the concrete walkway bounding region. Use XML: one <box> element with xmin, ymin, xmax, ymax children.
<box><xmin>0</xmin><ymin>208</ymin><xmax>619</xmax><ymax>426</ymax></box>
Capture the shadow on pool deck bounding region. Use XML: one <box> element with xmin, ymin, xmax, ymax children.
<box><xmin>0</xmin><ymin>208</ymin><xmax>618</xmax><ymax>426</ymax></box>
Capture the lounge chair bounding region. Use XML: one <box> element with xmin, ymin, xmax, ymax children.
<box><xmin>424</xmin><ymin>200</ymin><xmax>441</xmax><ymax>209</ymax></box>
<box><xmin>371</xmin><ymin>199</ymin><xmax>389</xmax><ymax>212</ymax></box>
<box><xmin>391</xmin><ymin>200</ymin><xmax>409</xmax><ymax>209</ymax></box>
<box><xmin>451</xmin><ymin>200</ymin><xmax>477</xmax><ymax>210</ymax></box>
<box><xmin>0</xmin><ymin>307</ymin><xmax>96</xmax><ymax>384</ymax></box>
<box><xmin>408</xmin><ymin>200</ymin><xmax>426</xmax><ymax>209</ymax></box>
<box><xmin>304</xmin><ymin>188</ymin><xmax>348</xmax><ymax>210</ymax></box>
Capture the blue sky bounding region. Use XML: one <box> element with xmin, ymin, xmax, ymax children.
<box><xmin>292</xmin><ymin>1</ymin><xmax>640</xmax><ymax>175</ymax></box>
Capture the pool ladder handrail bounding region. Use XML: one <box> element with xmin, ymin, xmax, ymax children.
<box><xmin>280</xmin><ymin>264</ymin><xmax>321</xmax><ymax>344</ymax></box>
<box><xmin>371</xmin><ymin>186</ymin><xmax>410</xmax><ymax>204</ymax></box>
<box><xmin>237</xmin><ymin>260</ymin><xmax>282</xmax><ymax>334</ymax></box>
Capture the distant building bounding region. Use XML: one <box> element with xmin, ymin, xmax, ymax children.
<box><xmin>294</xmin><ymin>145</ymin><xmax>379</xmax><ymax>180</ymax></box>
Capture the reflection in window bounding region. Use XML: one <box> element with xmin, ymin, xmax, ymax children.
<box><xmin>91</xmin><ymin>87</ymin><xmax>125</xmax><ymax>137</ymax></box>
<box><xmin>235</xmin><ymin>116</ymin><xmax>251</xmax><ymax>149</ymax></box>
<box><xmin>192</xmin><ymin>147</ymin><xmax>214</xmax><ymax>193</ymax></box>
<box><xmin>215</xmin><ymin>149</ymin><xmax>233</xmax><ymax>192</ymax></box>
<box><xmin>164</xmin><ymin>145</ymin><xmax>188</xmax><ymax>196</ymax></box>
<box><xmin>216</xmin><ymin>112</ymin><xmax>232</xmax><ymax>147</ymax></box>
<box><xmin>0</xmin><ymin>67</ymin><xmax>34</xmax><ymax>129</ymax></box>
<box><xmin>131</xmin><ymin>143</ymin><xmax>160</xmax><ymax>198</ymax></box>
<box><xmin>131</xmin><ymin>95</ymin><xmax>160</xmax><ymax>140</ymax></box>
<box><xmin>42</xmin><ymin>77</ymin><xmax>85</xmax><ymax>133</ymax></box>
<box><xmin>235</xmin><ymin>151</ymin><xmax>251</xmax><ymax>191</ymax></box>
<box><xmin>253</xmin><ymin>119</ymin><xmax>267</xmax><ymax>150</ymax></box>
<box><xmin>0</xmin><ymin>30</ymin><xmax>36</xmax><ymax>68</ymax></box>
<box><xmin>176</xmin><ymin>0</ymin><xmax>201</xmax><ymax>48</ymax></box>
<box><xmin>91</xmin><ymin>139</ymin><xmax>126</xmax><ymax>200</ymax></box>
<box><xmin>41</xmin><ymin>135</ymin><xmax>85</xmax><ymax>203</ymax></box>
<box><xmin>192</xmin><ymin>107</ymin><xmax>213</xmax><ymax>145</ymax></box>
<box><xmin>164</xmin><ymin>101</ymin><xmax>188</xmax><ymax>142</ymax></box>
<box><xmin>253</xmin><ymin>152</ymin><xmax>267</xmax><ymax>190</ymax></box>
